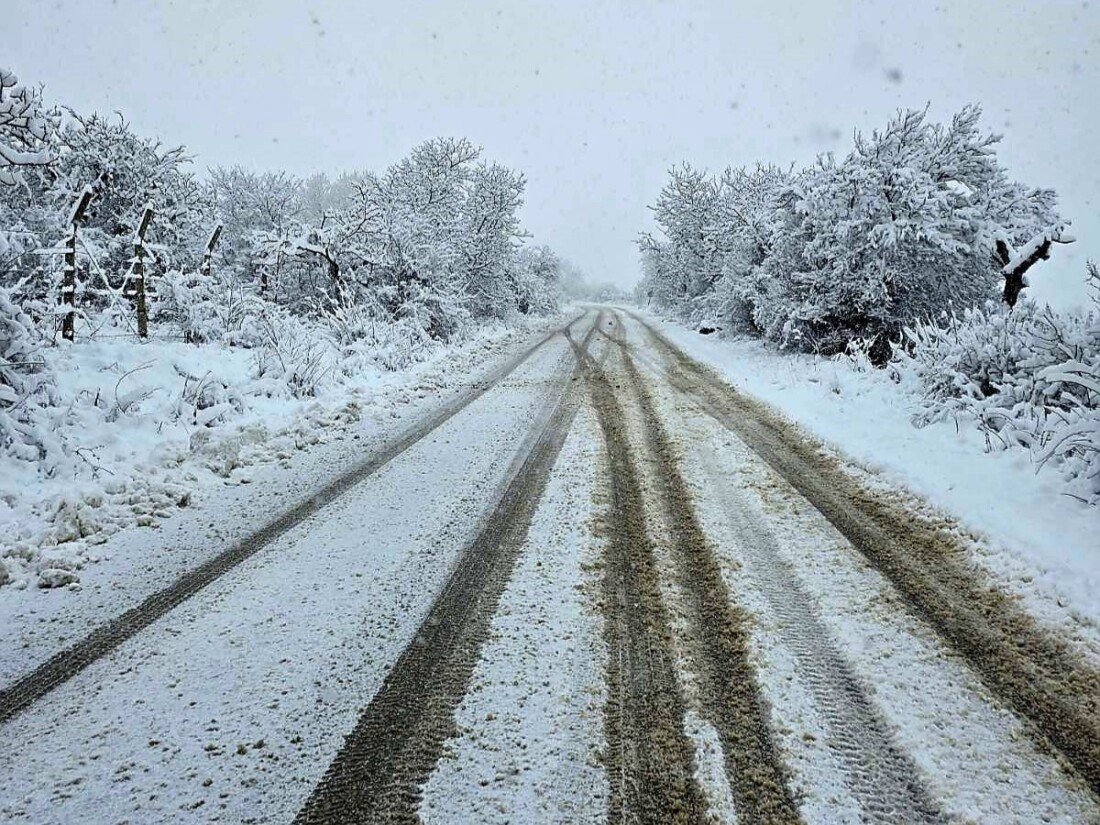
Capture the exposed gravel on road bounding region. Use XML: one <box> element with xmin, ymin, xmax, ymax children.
<box><xmin>572</xmin><ymin>318</ymin><xmax>708</xmax><ymax>824</ymax></box>
<box><xmin>606</xmin><ymin>329</ymin><xmax>803</xmax><ymax>825</ymax></box>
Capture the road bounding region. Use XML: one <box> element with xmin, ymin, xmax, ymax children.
<box><xmin>1</xmin><ymin>308</ymin><xmax>1098</xmax><ymax>824</ymax></box>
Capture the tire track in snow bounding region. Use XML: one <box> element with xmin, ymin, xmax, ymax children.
<box><xmin>294</xmin><ymin>314</ymin><xmax>596</xmax><ymax>824</ymax></box>
<box><xmin>603</xmin><ymin>325</ymin><xmax>804</xmax><ymax>824</ymax></box>
<box><xmin>418</xmin><ymin>400</ymin><xmax>609</xmax><ymax>824</ymax></box>
<box><xmin>570</xmin><ymin>320</ymin><xmax>709</xmax><ymax>825</ymax></box>
<box><xmin>699</xmin><ymin>487</ymin><xmax>943</xmax><ymax>824</ymax></box>
<box><xmin>609</xmin><ymin>317</ymin><xmax>942</xmax><ymax>822</ymax></box>
<box><xmin>624</xmin><ymin>309</ymin><xmax>1100</xmax><ymax>801</ymax></box>
<box><xmin>0</xmin><ymin>312</ymin><xmax>587</xmax><ymax>727</ymax></box>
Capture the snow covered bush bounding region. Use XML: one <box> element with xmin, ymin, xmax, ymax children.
<box><xmin>901</xmin><ymin>279</ymin><xmax>1099</xmax><ymax>502</ymax></box>
<box><xmin>159</xmin><ymin>268</ymin><xmax>265</xmax><ymax>346</ymax></box>
<box><xmin>172</xmin><ymin>367</ymin><xmax>245</xmax><ymax>429</ymax></box>
<box><xmin>251</xmin><ymin>308</ymin><xmax>336</xmax><ymax>398</ymax></box>
<box><xmin>321</xmin><ymin>281</ymin><xmax>474</xmax><ymax>372</ymax></box>
<box><xmin>0</xmin><ymin>286</ymin><xmax>59</xmax><ymax>463</ymax></box>
<box><xmin>510</xmin><ymin>244</ymin><xmax>563</xmax><ymax>316</ymax></box>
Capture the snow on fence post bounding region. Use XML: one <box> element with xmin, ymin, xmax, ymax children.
<box><xmin>130</xmin><ymin>205</ymin><xmax>155</xmax><ymax>339</ymax></box>
<box><xmin>201</xmin><ymin>223</ymin><xmax>222</xmax><ymax>277</ymax></box>
<box><xmin>61</xmin><ymin>186</ymin><xmax>95</xmax><ymax>342</ymax></box>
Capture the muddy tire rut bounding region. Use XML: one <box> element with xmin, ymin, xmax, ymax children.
<box><xmin>624</xmin><ymin>310</ymin><xmax>1100</xmax><ymax>800</ymax></box>
<box><xmin>599</xmin><ymin>332</ymin><xmax>803</xmax><ymax>823</ymax></box>
<box><xmin>570</xmin><ymin>320</ymin><xmax>709</xmax><ymax>824</ymax></box>
<box><xmin>606</xmin><ymin>316</ymin><xmax>942</xmax><ymax>822</ymax></box>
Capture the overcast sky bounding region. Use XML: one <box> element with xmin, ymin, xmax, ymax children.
<box><xmin>8</xmin><ymin>0</ymin><xmax>1099</xmax><ymax>306</ymax></box>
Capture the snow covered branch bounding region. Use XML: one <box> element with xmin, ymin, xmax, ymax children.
<box><xmin>0</xmin><ymin>68</ymin><xmax>57</xmax><ymax>186</ymax></box>
<box><xmin>994</xmin><ymin>226</ymin><xmax>1075</xmax><ymax>307</ymax></box>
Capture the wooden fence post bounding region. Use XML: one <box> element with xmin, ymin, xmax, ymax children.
<box><xmin>201</xmin><ymin>223</ymin><xmax>223</xmax><ymax>277</ymax></box>
<box><xmin>61</xmin><ymin>187</ymin><xmax>95</xmax><ymax>342</ymax></box>
<box><xmin>131</xmin><ymin>206</ymin><xmax>155</xmax><ymax>339</ymax></box>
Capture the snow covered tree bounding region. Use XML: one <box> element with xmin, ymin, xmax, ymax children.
<box><xmin>764</xmin><ymin>108</ymin><xmax>997</xmax><ymax>349</ymax></box>
<box><xmin>340</xmin><ymin>137</ymin><xmax>531</xmax><ymax>338</ymax></box>
<box><xmin>459</xmin><ymin>160</ymin><xmax>527</xmax><ymax>317</ymax></box>
<box><xmin>645</xmin><ymin>164</ymin><xmax>724</xmax><ymax>314</ymax></box>
<box><xmin>299</xmin><ymin>171</ymin><xmax>361</xmax><ymax>225</ymax></box>
<box><xmin>0</xmin><ymin>70</ymin><xmax>59</xmax><ymax>292</ymax></box>
<box><xmin>44</xmin><ymin>113</ymin><xmax>208</xmax><ymax>306</ymax></box>
<box><xmin>207</xmin><ymin>166</ymin><xmax>302</xmax><ymax>282</ymax></box>
<box><xmin>642</xmin><ymin>105</ymin><xmax>1068</xmax><ymax>354</ymax></box>
<box><xmin>509</xmin><ymin>244</ymin><xmax>562</xmax><ymax>315</ymax></box>
<box><xmin>640</xmin><ymin>163</ymin><xmax>788</xmax><ymax>331</ymax></box>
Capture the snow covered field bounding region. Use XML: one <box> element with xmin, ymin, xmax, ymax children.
<box><xmin>0</xmin><ymin>316</ymin><xmax>559</xmax><ymax>593</ymax></box>
<box><xmin>637</xmin><ymin>309</ymin><xmax>1100</xmax><ymax>659</ymax></box>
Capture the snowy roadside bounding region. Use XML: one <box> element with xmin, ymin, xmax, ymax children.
<box><xmin>0</xmin><ymin>313</ymin><xmax>566</xmax><ymax>592</ymax></box>
<box><xmin>0</xmin><ymin>331</ymin><xmax>578</xmax><ymax>823</ymax></box>
<box><xmin>0</xmin><ymin>312</ymin><xmax>565</xmax><ymax>683</ymax></box>
<box><xmin>628</xmin><ymin>309</ymin><xmax>1100</xmax><ymax>659</ymax></box>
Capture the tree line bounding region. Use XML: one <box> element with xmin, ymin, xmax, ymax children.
<box><xmin>0</xmin><ymin>67</ymin><xmax>570</xmax><ymax>350</ymax></box>
<box><xmin>638</xmin><ymin>105</ymin><xmax>1072</xmax><ymax>358</ymax></box>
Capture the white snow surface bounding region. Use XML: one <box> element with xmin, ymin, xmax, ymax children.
<box><xmin>420</xmin><ymin>403</ymin><xmax>609</xmax><ymax>823</ymax></box>
<box><xmin>0</xmin><ymin>329</ymin><xmax>576</xmax><ymax>823</ymax></box>
<box><xmin>0</xmin><ymin>315</ymin><xmax>558</xmax><ymax>592</ymax></box>
<box><xmin>0</xmin><ymin>314</ymin><xmax>563</xmax><ymax>683</ymax></box>
<box><xmin>631</xmin><ymin>340</ymin><xmax>1099</xmax><ymax>822</ymax></box>
<box><xmin>682</xmin><ymin>710</ymin><xmax>739</xmax><ymax>824</ymax></box>
<box><xmin>630</xmin><ymin>310</ymin><xmax>1100</xmax><ymax>660</ymax></box>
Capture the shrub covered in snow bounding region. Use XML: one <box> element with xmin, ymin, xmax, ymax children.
<box><xmin>159</xmin><ymin>268</ymin><xmax>265</xmax><ymax>346</ymax></box>
<box><xmin>252</xmin><ymin>308</ymin><xmax>337</xmax><ymax>398</ymax></box>
<box><xmin>900</xmin><ymin>278</ymin><xmax>1099</xmax><ymax>502</ymax></box>
<box><xmin>0</xmin><ymin>285</ymin><xmax>58</xmax><ymax>464</ymax></box>
<box><xmin>324</xmin><ymin>289</ymin><xmax>450</xmax><ymax>373</ymax></box>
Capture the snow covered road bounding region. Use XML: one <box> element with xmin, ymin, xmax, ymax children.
<box><xmin>2</xmin><ymin>308</ymin><xmax>1098</xmax><ymax>824</ymax></box>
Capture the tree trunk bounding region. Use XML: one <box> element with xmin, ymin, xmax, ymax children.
<box><xmin>328</xmin><ymin>257</ymin><xmax>343</xmax><ymax>304</ymax></box>
<box><xmin>995</xmin><ymin>230</ymin><xmax>1073</xmax><ymax>308</ymax></box>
